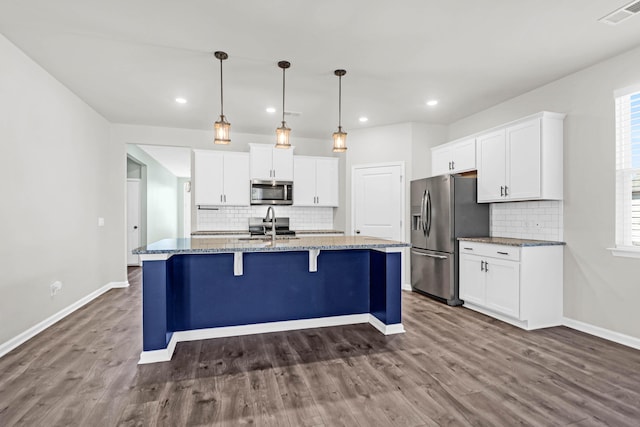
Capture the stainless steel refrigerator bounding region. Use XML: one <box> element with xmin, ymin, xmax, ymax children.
<box><xmin>410</xmin><ymin>175</ymin><xmax>489</xmax><ymax>305</ymax></box>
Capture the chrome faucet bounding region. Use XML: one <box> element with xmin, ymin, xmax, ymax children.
<box><xmin>264</xmin><ymin>206</ymin><xmax>276</xmax><ymax>243</ymax></box>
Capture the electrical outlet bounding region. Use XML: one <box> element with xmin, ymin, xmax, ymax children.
<box><xmin>50</xmin><ymin>281</ymin><xmax>62</xmax><ymax>296</ymax></box>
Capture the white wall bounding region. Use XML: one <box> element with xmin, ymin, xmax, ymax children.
<box><xmin>0</xmin><ymin>34</ymin><xmax>124</xmax><ymax>346</ymax></box>
<box><xmin>448</xmin><ymin>45</ymin><xmax>640</xmax><ymax>339</ymax></box>
<box><xmin>345</xmin><ymin>122</ymin><xmax>447</xmax><ymax>284</ymax></box>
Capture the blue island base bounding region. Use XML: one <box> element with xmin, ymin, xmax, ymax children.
<box><xmin>140</xmin><ymin>249</ymin><xmax>403</xmax><ymax>364</ymax></box>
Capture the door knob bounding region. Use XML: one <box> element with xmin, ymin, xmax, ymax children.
<box><xmin>133</xmin><ymin>226</ymin><xmax>138</xmax><ymax>230</ymax></box>
<box><xmin>355</xmin><ymin>230</ymin><xmax>361</xmax><ymax>234</ymax></box>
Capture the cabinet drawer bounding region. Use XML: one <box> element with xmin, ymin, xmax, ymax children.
<box><xmin>459</xmin><ymin>242</ymin><xmax>520</xmax><ymax>261</ymax></box>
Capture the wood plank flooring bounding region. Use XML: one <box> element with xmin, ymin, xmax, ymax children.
<box><xmin>1</xmin><ymin>266</ymin><xmax>640</xmax><ymax>426</ymax></box>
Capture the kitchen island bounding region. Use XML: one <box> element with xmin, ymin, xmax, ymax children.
<box><xmin>133</xmin><ymin>236</ymin><xmax>409</xmax><ymax>363</ymax></box>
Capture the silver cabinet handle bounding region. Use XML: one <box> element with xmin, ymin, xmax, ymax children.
<box><xmin>317</xmin><ymin>196</ymin><xmax>319</xmax><ymax>204</ymax></box>
<box><xmin>500</xmin><ymin>186</ymin><xmax>504</xmax><ymax>197</ymax></box>
<box><xmin>504</xmin><ymin>185</ymin><xmax>509</xmax><ymax>196</ymax></box>
<box><xmin>485</xmin><ymin>261</ymin><xmax>489</xmax><ymax>272</ymax></box>
<box><xmin>220</xmin><ymin>194</ymin><xmax>223</xmax><ymax>203</ymax></box>
<box><xmin>451</xmin><ymin>161</ymin><xmax>455</xmax><ymax>170</ymax></box>
<box><xmin>480</xmin><ymin>260</ymin><xmax>485</xmax><ymax>271</ymax></box>
<box><xmin>448</xmin><ymin>161</ymin><xmax>452</xmax><ymax>170</ymax></box>
<box><xmin>463</xmin><ymin>247</ymin><xmax>473</xmax><ymax>250</ymax></box>
<box><xmin>411</xmin><ymin>250</ymin><xmax>447</xmax><ymax>259</ymax></box>
<box><xmin>224</xmin><ymin>194</ymin><xmax>227</xmax><ymax>202</ymax></box>
<box><xmin>497</xmin><ymin>251</ymin><xmax>509</xmax><ymax>255</ymax></box>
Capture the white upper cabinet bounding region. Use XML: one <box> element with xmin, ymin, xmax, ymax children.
<box><xmin>431</xmin><ymin>137</ymin><xmax>476</xmax><ymax>176</ymax></box>
<box><xmin>476</xmin><ymin>112</ymin><xmax>564</xmax><ymax>203</ymax></box>
<box><xmin>249</xmin><ymin>143</ymin><xmax>294</xmax><ymax>181</ymax></box>
<box><xmin>194</xmin><ymin>150</ymin><xmax>249</xmax><ymax>206</ymax></box>
<box><xmin>293</xmin><ymin>156</ymin><xmax>339</xmax><ymax>207</ymax></box>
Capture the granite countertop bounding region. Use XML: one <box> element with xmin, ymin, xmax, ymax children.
<box><xmin>191</xmin><ymin>229</ymin><xmax>344</xmax><ymax>236</ymax></box>
<box><xmin>134</xmin><ymin>235</ymin><xmax>408</xmax><ymax>255</ymax></box>
<box><xmin>458</xmin><ymin>237</ymin><xmax>566</xmax><ymax>247</ymax></box>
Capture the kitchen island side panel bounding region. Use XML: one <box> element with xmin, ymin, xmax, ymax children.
<box><xmin>142</xmin><ymin>260</ymin><xmax>173</xmax><ymax>351</ymax></box>
<box><xmin>168</xmin><ymin>250</ymin><xmax>371</xmax><ymax>331</ymax></box>
<box><xmin>369</xmin><ymin>251</ymin><xmax>402</xmax><ymax>325</ymax></box>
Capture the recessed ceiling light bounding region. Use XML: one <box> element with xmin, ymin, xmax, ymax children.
<box><xmin>175</xmin><ymin>97</ymin><xmax>187</xmax><ymax>104</ymax></box>
<box><xmin>359</xmin><ymin>117</ymin><xmax>368</xmax><ymax>123</ymax></box>
<box><xmin>426</xmin><ymin>100</ymin><xmax>438</xmax><ymax>107</ymax></box>
<box><xmin>266</xmin><ymin>107</ymin><xmax>276</xmax><ymax>113</ymax></box>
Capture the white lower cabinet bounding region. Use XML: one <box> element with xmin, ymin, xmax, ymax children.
<box><xmin>459</xmin><ymin>241</ymin><xmax>563</xmax><ymax>330</ymax></box>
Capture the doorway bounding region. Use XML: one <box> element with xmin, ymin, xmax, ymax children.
<box><xmin>126</xmin><ymin>179</ymin><xmax>141</xmax><ymax>266</ymax></box>
<box><xmin>351</xmin><ymin>162</ymin><xmax>405</xmax><ymax>241</ymax></box>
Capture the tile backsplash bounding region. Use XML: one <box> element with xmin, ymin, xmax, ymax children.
<box><xmin>197</xmin><ymin>206</ymin><xmax>334</xmax><ymax>232</ymax></box>
<box><xmin>490</xmin><ymin>200</ymin><xmax>563</xmax><ymax>241</ymax></box>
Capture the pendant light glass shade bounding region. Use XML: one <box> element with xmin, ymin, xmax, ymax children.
<box><xmin>332</xmin><ymin>69</ymin><xmax>347</xmax><ymax>152</ymax></box>
<box><xmin>275</xmin><ymin>61</ymin><xmax>292</xmax><ymax>149</ymax></box>
<box><xmin>276</xmin><ymin>122</ymin><xmax>291</xmax><ymax>148</ymax></box>
<box><xmin>332</xmin><ymin>127</ymin><xmax>347</xmax><ymax>152</ymax></box>
<box><xmin>214</xmin><ymin>115</ymin><xmax>231</xmax><ymax>144</ymax></box>
<box><xmin>213</xmin><ymin>51</ymin><xmax>231</xmax><ymax>145</ymax></box>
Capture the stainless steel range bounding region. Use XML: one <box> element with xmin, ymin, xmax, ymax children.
<box><xmin>248</xmin><ymin>217</ymin><xmax>296</xmax><ymax>237</ymax></box>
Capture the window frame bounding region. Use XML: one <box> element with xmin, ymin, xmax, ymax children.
<box><xmin>610</xmin><ymin>84</ymin><xmax>640</xmax><ymax>259</ymax></box>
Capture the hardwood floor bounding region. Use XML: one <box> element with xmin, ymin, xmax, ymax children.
<box><xmin>1</xmin><ymin>267</ymin><xmax>640</xmax><ymax>426</ymax></box>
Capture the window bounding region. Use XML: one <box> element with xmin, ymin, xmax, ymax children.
<box><xmin>614</xmin><ymin>86</ymin><xmax>640</xmax><ymax>255</ymax></box>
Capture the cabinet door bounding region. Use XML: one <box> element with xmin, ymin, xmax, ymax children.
<box><xmin>194</xmin><ymin>151</ymin><xmax>224</xmax><ymax>205</ymax></box>
<box><xmin>484</xmin><ymin>257</ymin><xmax>520</xmax><ymax>319</ymax></box>
<box><xmin>250</xmin><ymin>144</ymin><xmax>274</xmax><ymax>180</ymax></box>
<box><xmin>222</xmin><ymin>153</ymin><xmax>250</xmax><ymax>206</ymax></box>
<box><xmin>315</xmin><ymin>157</ymin><xmax>339</xmax><ymax>206</ymax></box>
<box><xmin>293</xmin><ymin>157</ymin><xmax>317</xmax><ymax>206</ymax></box>
<box><xmin>506</xmin><ymin>118</ymin><xmax>541</xmax><ymax>200</ymax></box>
<box><xmin>272</xmin><ymin>147</ymin><xmax>294</xmax><ymax>180</ymax></box>
<box><xmin>431</xmin><ymin>146</ymin><xmax>452</xmax><ymax>176</ymax></box>
<box><xmin>459</xmin><ymin>253</ymin><xmax>485</xmax><ymax>305</ymax></box>
<box><xmin>451</xmin><ymin>138</ymin><xmax>476</xmax><ymax>173</ymax></box>
<box><xmin>476</xmin><ymin>129</ymin><xmax>506</xmax><ymax>202</ymax></box>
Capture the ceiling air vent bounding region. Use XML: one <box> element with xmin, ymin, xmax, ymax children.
<box><xmin>599</xmin><ymin>0</ymin><xmax>640</xmax><ymax>25</ymax></box>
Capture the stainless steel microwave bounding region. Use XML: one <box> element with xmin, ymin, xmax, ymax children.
<box><xmin>250</xmin><ymin>180</ymin><xmax>293</xmax><ymax>205</ymax></box>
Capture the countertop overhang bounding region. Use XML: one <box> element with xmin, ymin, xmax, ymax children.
<box><xmin>134</xmin><ymin>235</ymin><xmax>409</xmax><ymax>255</ymax></box>
<box><xmin>458</xmin><ymin>237</ymin><xmax>566</xmax><ymax>247</ymax></box>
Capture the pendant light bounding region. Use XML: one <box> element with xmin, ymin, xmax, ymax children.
<box><xmin>275</xmin><ymin>60</ymin><xmax>292</xmax><ymax>149</ymax></box>
<box><xmin>332</xmin><ymin>69</ymin><xmax>347</xmax><ymax>152</ymax></box>
<box><xmin>213</xmin><ymin>51</ymin><xmax>231</xmax><ymax>145</ymax></box>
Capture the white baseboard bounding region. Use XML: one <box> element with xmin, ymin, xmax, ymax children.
<box><xmin>368</xmin><ymin>315</ymin><xmax>405</xmax><ymax>335</ymax></box>
<box><xmin>402</xmin><ymin>283</ymin><xmax>413</xmax><ymax>291</ymax></box>
<box><xmin>563</xmin><ymin>317</ymin><xmax>640</xmax><ymax>351</ymax></box>
<box><xmin>139</xmin><ymin>313</ymin><xmax>406</xmax><ymax>364</ymax></box>
<box><xmin>0</xmin><ymin>280</ymin><xmax>129</xmax><ymax>359</ymax></box>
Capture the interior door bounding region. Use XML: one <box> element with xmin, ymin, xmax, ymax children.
<box><xmin>127</xmin><ymin>179</ymin><xmax>141</xmax><ymax>266</ymax></box>
<box><xmin>353</xmin><ymin>164</ymin><xmax>403</xmax><ymax>241</ymax></box>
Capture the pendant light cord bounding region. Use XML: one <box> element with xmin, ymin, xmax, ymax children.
<box><xmin>281</xmin><ymin>67</ymin><xmax>286</xmax><ymax>124</ymax></box>
<box><xmin>219</xmin><ymin>58</ymin><xmax>224</xmax><ymax>116</ymax></box>
<box><xmin>338</xmin><ymin>74</ymin><xmax>342</xmax><ymax>128</ymax></box>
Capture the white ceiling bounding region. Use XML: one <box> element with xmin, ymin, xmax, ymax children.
<box><xmin>137</xmin><ymin>145</ymin><xmax>191</xmax><ymax>178</ymax></box>
<box><xmin>1</xmin><ymin>1</ymin><xmax>640</xmax><ymax>139</ymax></box>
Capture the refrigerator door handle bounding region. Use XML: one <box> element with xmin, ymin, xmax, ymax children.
<box><xmin>421</xmin><ymin>189</ymin><xmax>427</xmax><ymax>235</ymax></box>
<box><xmin>426</xmin><ymin>190</ymin><xmax>432</xmax><ymax>236</ymax></box>
<box><xmin>411</xmin><ymin>250</ymin><xmax>447</xmax><ymax>259</ymax></box>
